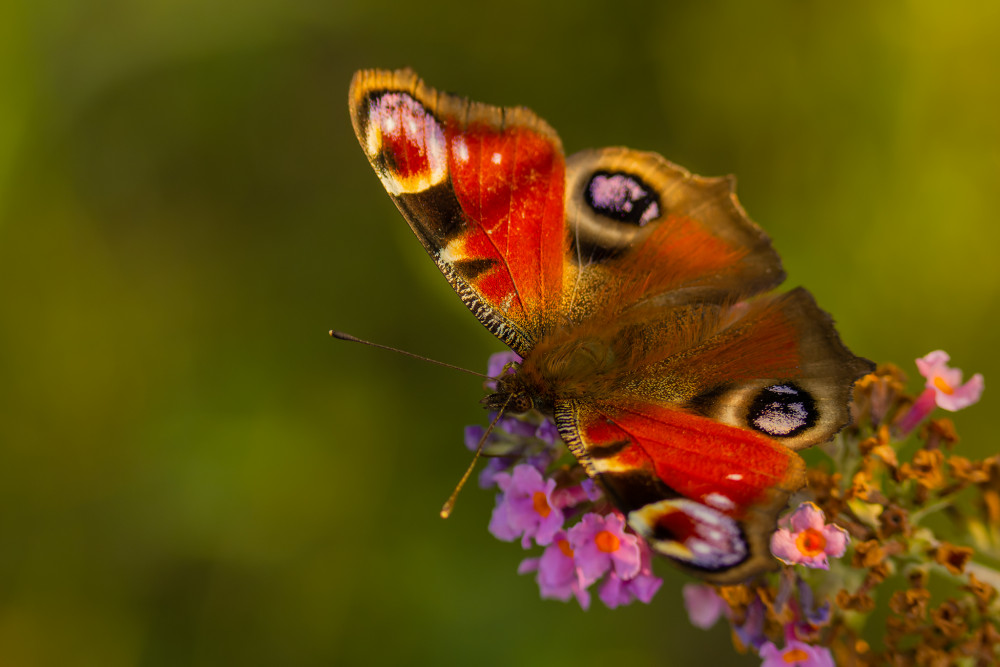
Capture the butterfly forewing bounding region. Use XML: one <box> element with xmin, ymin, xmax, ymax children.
<box><xmin>349</xmin><ymin>69</ymin><xmax>567</xmax><ymax>355</ymax></box>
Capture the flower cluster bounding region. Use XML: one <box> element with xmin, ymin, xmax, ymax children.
<box><xmin>469</xmin><ymin>351</ymin><xmax>662</xmax><ymax>610</ymax></box>
<box><xmin>465</xmin><ymin>350</ymin><xmax>995</xmax><ymax>665</ymax></box>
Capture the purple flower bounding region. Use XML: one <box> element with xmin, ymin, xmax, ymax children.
<box><xmin>598</xmin><ymin>541</ymin><xmax>662</xmax><ymax>608</ymax></box>
<box><xmin>770</xmin><ymin>502</ymin><xmax>849</xmax><ymax>570</ymax></box>
<box><xmin>734</xmin><ymin>597</ymin><xmax>768</xmax><ymax>650</ymax></box>
<box><xmin>550</xmin><ymin>479</ymin><xmax>604</xmax><ymax>510</ymax></box>
<box><xmin>465</xmin><ymin>413</ymin><xmax>560</xmax><ymax>488</ymax></box>
<box><xmin>489</xmin><ymin>465</ymin><xmax>564</xmax><ymax>548</ymax></box>
<box><xmin>796</xmin><ymin>577</ymin><xmax>831</xmax><ymax>630</ymax></box>
<box><xmin>519</xmin><ymin>533</ymin><xmax>590</xmax><ymax>609</ymax></box>
<box><xmin>683</xmin><ymin>583</ymin><xmax>728</xmax><ymax>629</ymax></box>
<box><xmin>758</xmin><ymin>639</ymin><xmax>835</xmax><ymax>667</ymax></box>
<box><xmin>567</xmin><ymin>512</ymin><xmax>641</xmax><ymax>587</ymax></box>
<box><xmin>579</xmin><ymin>478</ymin><xmax>602</xmax><ymax>502</ymax></box>
<box><xmin>534</xmin><ymin>418</ymin><xmax>561</xmax><ymax>445</ymax></box>
<box><xmin>464</xmin><ymin>424</ymin><xmax>505</xmax><ymax>488</ymax></box>
<box><xmin>485</xmin><ymin>350</ymin><xmax>522</xmax><ymax>389</ymax></box>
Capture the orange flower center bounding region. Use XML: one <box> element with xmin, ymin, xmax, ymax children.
<box><xmin>532</xmin><ymin>491</ymin><xmax>552</xmax><ymax>518</ymax></box>
<box><xmin>595</xmin><ymin>530</ymin><xmax>620</xmax><ymax>553</ymax></box>
<box><xmin>933</xmin><ymin>375</ymin><xmax>955</xmax><ymax>395</ymax></box>
<box><xmin>557</xmin><ymin>538</ymin><xmax>574</xmax><ymax>558</ymax></box>
<box><xmin>795</xmin><ymin>528</ymin><xmax>827</xmax><ymax>557</ymax></box>
<box><xmin>783</xmin><ymin>648</ymin><xmax>810</xmax><ymax>663</ymax></box>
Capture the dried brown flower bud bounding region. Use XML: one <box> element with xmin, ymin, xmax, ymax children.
<box><xmin>930</xmin><ymin>542</ymin><xmax>974</xmax><ymax>575</ymax></box>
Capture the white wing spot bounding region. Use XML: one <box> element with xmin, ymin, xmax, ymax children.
<box><xmin>437</xmin><ymin>243</ymin><xmax>458</xmax><ymax>267</ymax></box>
<box><xmin>366</xmin><ymin>92</ymin><xmax>447</xmax><ymax>195</ymax></box>
<box><xmin>726</xmin><ymin>473</ymin><xmax>743</xmax><ymax>481</ymax></box>
<box><xmin>704</xmin><ymin>493</ymin><xmax>735</xmax><ymax>511</ymax></box>
<box><xmin>454</xmin><ymin>137</ymin><xmax>469</xmax><ymax>163</ymax></box>
<box><xmin>491</xmin><ymin>152</ymin><xmax>502</xmax><ymax>165</ymax></box>
<box><xmin>689</xmin><ymin>540</ymin><xmax>712</xmax><ymax>555</ymax></box>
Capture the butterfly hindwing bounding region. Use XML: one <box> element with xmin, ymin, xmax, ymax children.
<box><xmin>560</xmin><ymin>148</ymin><xmax>786</xmax><ymax>322</ymax></box>
<box><xmin>555</xmin><ymin>399</ymin><xmax>806</xmax><ymax>582</ymax></box>
<box><xmin>532</xmin><ymin>287</ymin><xmax>870</xmax><ymax>582</ymax></box>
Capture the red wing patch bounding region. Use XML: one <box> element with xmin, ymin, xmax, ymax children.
<box><xmin>442</xmin><ymin>120</ymin><xmax>566</xmax><ymax>325</ymax></box>
<box><xmin>579</xmin><ymin>402</ymin><xmax>803</xmax><ymax>518</ymax></box>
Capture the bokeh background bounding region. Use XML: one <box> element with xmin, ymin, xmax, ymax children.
<box><xmin>1</xmin><ymin>1</ymin><xmax>997</xmax><ymax>665</ymax></box>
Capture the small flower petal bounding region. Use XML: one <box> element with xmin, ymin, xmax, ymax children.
<box><xmin>597</xmin><ymin>541</ymin><xmax>662</xmax><ymax>609</ymax></box>
<box><xmin>786</xmin><ymin>502</ymin><xmax>826</xmax><ymax>533</ymax></box>
<box><xmin>527</xmin><ymin>535</ymin><xmax>591</xmax><ymax>609</ymax></box>
<box><xmin>820</xmin><ymin>524</ymin><xmax>849</xmax><ymax>559</ymax></box>
<box><xmin>683</xmin><ymin>584</ymin><xmax>727</xmax><ymax>629</ymax></box>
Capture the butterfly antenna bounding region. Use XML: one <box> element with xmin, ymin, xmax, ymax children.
<box><xmin>440</xmin><ymin>395</ymin><xmax>511</xmax><ymax>519</ymax></box>
<box><xmin>329</xmin><ymin>330</ymin><xmax>490</xmax><ymax>379</ymax></box>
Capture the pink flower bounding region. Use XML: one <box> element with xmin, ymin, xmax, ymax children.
<box><xmin>489</xmin><ymin>465</ymin><xmax>564</xmax><ymax>548</ymax></box>
<box><xmin>683</xmin><ymin>583</ymin><xmax>728</xmax><ymax>629</ymax></box>
<box><xmin>550</xmin><ymin>479</ymin><xmax>603</xmax><ymax>510</ymax></box>
<box><xmin>898</xmin><ymin>350</ymin><xmax>984</xmax><ymax>433</ymax></box>
<box><xmin>916</xmin><ymin>350</ymin><xmax>984</xmax><ymax>411</ymax></box>
<box><xmin>567</xmin><ymin>512</ymin><xmax>641</xmax><ymax>587</ymax></box>
<box><xmin>518</xmin><ymin>533</ymin><xmax>590</xmax><ymax>609</ymax></box>
<box><xmin>598</xmin><ymin>541</ymin><xmax>662</xmax><ymax>609</ymax></box>
<box><xmin>759</xmin><ymin>639</ymin><xmax>835</xmax><ymax>667</ymax></box>
<box><xmin>770</xmin><ymin>502</ymin><xmax>849</xmax><ymax>570</ymax></box>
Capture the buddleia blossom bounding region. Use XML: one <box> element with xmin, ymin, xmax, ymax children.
<box><xmin>759</xmin><ymin>639</ymin><xmax>835</xmax><ymax>667</ymax></box>
<box><xmin>770</xmin><ymin>502</ymin><xmax>849</xmax><ymax>569</ymax></box>
<box><xmin>518</xmin><ymin>532</ymin><xmax>590</xmax><ymax>609</ymax></box>
<box><xmin>488</xmin><ymin>464</ymin><xmax>564</xmax><ymax>548</ymax></box>
<box><xmin>897</xmin><ymin>350</ymin><xmax>984</xmax><ymax>433</ymax></box>
<box><xmin>567</xmin><ymin>512</ymin><xmax>641</xmax><ymax>586</ymax></box>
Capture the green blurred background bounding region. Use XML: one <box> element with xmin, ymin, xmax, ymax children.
<box><xmin>1</xmin><ymin>1</ymin><xmax>997</xmax><ymax>665</ymax></box>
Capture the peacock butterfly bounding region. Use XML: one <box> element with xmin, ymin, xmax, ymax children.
<box><xmin>347</xmin><ymin>68</ymin><xmax>873</xmax><ymax>583</ymax></box>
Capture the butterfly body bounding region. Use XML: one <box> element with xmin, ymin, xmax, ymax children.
<box><xmin>349</xmin><ymin>68</ymin><xmax>873</xmax><ymax>583</ymax></box>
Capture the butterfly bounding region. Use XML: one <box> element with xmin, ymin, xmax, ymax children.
<box><xmin>348</xmin><ymin>68</ymin><xmax>873</xmax><ymax>583</ymax></box>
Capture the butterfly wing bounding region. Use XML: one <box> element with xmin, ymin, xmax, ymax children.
<box><xmin>560</xmin><ymin>148</ymin><xmax>787</xmax><ymax>321</ymax></box>
<box><xmin>349</xmin><ymin>69</ymin><xmax>567</xmax><ymax>355</ymax></box>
